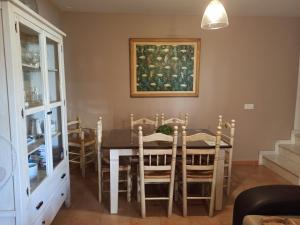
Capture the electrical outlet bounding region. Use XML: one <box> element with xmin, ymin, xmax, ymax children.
<box><xmin>244</xmin><ymin>104</ymin><xmax>255</xmax><ymax>110</ymax></box>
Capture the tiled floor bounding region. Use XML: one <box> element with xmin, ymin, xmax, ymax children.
<box><xmin>52</xmin><ymin>165</ymin><xmax>290</xmax><ymax>225</ymax></box>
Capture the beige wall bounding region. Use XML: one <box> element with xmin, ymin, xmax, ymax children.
<box><xmin>62</xmin><ymin>13</ymin><xmax>300</xmax><ymax>160</ymax></box>
<box><xmin>37</xmin><ymin>0</ymin><xmax>62</xmax><ymax>28</ymax></box>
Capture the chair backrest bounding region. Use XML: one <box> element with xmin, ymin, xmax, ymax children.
<box><xmin>96</xmin><ymin>117</ymin><xmax>102</xmax><ymax>150</ymax></box>
<box><xmin>218</xmin><ymin>115</ymin><xmax>236</xmax><ymax>147</ymax></box>
<box><xmin>67</xmin><ymin>117</ymin><xmax>81</xmax><ymax>135</ymax></box>
<box><xmin>131</xmin><ymin>113</ymin><xmax>159</xmax><ymax>130</ymax></box>
<box><xmin>182</xmin><ymin>125</ymin><xmax>222</xmax><ymax>178</ymax></box>
<box><xmin>161</xmin><ymin>113</ymin><xmax>189</xmax><ymax>127</ymax></box>
<box><xmin>138</xmin><ymin>126</ymin><xmax>178</xmax><ymax>176</ymax></box>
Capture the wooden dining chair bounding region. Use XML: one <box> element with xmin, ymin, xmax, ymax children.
<box><xmin>131</xmin><ymin>113</ymin><xmax>159</xmax><ymax>130</ymax></box>
<box><xmin>161</xmin><ymin>113</ymin><xmax>189</xmax><ymax>127</ymax></box>
<box><xmin>179</xmin><ymin>125</ymin><xmax>222</xmax><ymax>217</ymax></box>
<box><xmin>218</xmin><ymin>115</ymin><xmax>236</xmax><ymax>195</ymax></box>
<box><xmin>137</xmin><ymin>126</ymin><xmax>178</xmax><ymax>218</ymax></box>
<box><xmin>96</xmin><ymin>117</ymin><xmax>132</xmax><ymax>203</ymax></box>
<box><xmin>67</xmin><ymin>117</ymin><xmax>97</xmax><ymax>178</ymax></box>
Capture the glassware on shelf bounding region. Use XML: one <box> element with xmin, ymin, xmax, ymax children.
<box><xmin>24</xmin><ymin>86</ymin><xmax>43</xmax><ymax>108</ymax></box>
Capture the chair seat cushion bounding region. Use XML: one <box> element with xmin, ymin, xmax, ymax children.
<box><xmin>144</xmin><ymin>170</ymin><xmax>171</xmax><ymax>179</ymax></box>
<box><xmin>186</xmin><ymin>170</ymin><xmax>213</xmax><ymax>179</ymax></box>
<box><xmin>68</xmin><ymin>136</ymin><xmax>95</xmax><ymax>146</ymax></box>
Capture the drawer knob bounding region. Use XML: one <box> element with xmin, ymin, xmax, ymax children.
<box><xmin>36</xmin><ymin>201</ymin><xmax>44</xmax><ymax>210</ymax></box>
<box><xmin>61</xmin><ymin>173</ymin><xmax>66</xmax><ymax>179</ymax></box>
<box><xmin>61</xmin><ymin>193</ymin><xmax>64</xmax><ymax>197</ymax></box>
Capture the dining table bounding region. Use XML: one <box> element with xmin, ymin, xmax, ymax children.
<box><xmin>101</xmin><ymin>128</ymin><xmax>230</xmax><ymax>214</ymax></box>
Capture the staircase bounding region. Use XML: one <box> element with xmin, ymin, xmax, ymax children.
<box><xmin>259</xmin><ymin>130</ymin><xmax>300</xmax><ymax>185</ymax></box>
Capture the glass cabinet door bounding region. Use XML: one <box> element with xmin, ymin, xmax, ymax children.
<box><xmin>26</xmin><ymin>111</ymin><xmax>48</xmax><ymax>193</ymax></box>
<box><xmin>46</xmin><ymin>38</ymin><xmax>61</xmax><ymax>103</ymax></box>
<box><xmin>50</xmin><ymin>107</ymin><xmax>64</xmax><ymax>168</ymax></box>
<box><xmin>18</xmin><ymin>19</ymin><xmax>66</xmax><ymax>193</ymax></box>
<box><xmin>20</xmin><ymin>24</ymin><xmax>44</xmax><ymax>109</ymax></box>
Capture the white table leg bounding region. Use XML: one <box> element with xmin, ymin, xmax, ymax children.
<box><xmin>110</xmin><ymin>150</ymin><xmax>119</xmax><ymax>214</ymax></box>
<box><xmin>215</xmin><ymin>150</ymin><xmax>225</xmax><ymax>210</ymax></box>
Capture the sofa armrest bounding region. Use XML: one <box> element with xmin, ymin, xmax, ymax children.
<box><xmin>233</xmin><ymin>185</ymin><xmax>300</xmax><ymax>225</ymax></box>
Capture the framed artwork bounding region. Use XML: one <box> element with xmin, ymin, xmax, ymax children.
<box><xmin>130</xmin><ymin>38</ymin><xmax>201</xmax><ymax>97</ymax></box>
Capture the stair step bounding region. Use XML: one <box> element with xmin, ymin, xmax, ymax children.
<box><xmin>263</xmin><ymin>154</ymin><xmax>300</xmax><ymax>185</ymax></box>
<box><xmin>279</xmin><ymin>144</ymin><xmax>300</xmax><ymax>157</ymax></box>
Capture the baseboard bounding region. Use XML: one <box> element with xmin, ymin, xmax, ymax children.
<box><xmin>232</xmin><ymin>160</ymin><xmax>259</xmax><ymax>165</ymax></box>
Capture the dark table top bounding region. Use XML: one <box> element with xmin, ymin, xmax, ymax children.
<box><xmin>102</xmin><ymin>128</ymin><xmax>231</xmax><ymax>150</ymax></box>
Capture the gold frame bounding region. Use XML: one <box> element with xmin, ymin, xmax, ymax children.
<box><xmin>130</xmin><ymin>38</ymin><xmax>201</xmax><ymax>97</ymax></box>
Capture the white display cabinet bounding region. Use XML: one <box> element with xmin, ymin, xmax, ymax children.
<box><xmin>0</xmin><ymin>1</ymin><xmax>70</xmax><ymax>225</ymax></box>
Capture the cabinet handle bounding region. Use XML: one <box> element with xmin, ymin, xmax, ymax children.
<box><xmin>36</xmin><ymin>201</ymin><xmax>44</xmax><ymax>210</ymax></box>
<box><xmin>47</xmin><ymin>111</ymin><xmax>52</xmax><ymax>115</ymax></box>
<box><xmin>61</xmin><ymin>173</ymin><xmax>66</xmax><ymax>179</ymax></box>
<box><xmin>61</xmin><ymin>193</ymin><xmax>64</xmax><ymax>197</ymax></box>
<box><xmin>42</xmin><ymin>220</ymin><xmax>45</xmax><ymax>225</ymax></box>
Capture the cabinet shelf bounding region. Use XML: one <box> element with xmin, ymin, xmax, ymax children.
<box><xmin>25</xmin><ymin>105</ymin><xmax>45</xmax><ymax>116</ymax></box>
<box><xmin>22</xmin><ymin>63</ymin><xmax>40</xmax><ymax>70</ymax></box>
<box><xmin>48</xmin><ymin>68</ymin><xmax>58</xmax><ymax>72</ymax></box>
<box><xmin>27</xmin><ymin>137</ymin><xmax>44</xmax><ymax>155</ymax></box>
<box><xmin>27</xmin><ymin>132</ymin><xmax>62</xmax><ymax>155</ymax></box>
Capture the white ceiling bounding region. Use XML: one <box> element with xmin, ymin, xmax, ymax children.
<box><xmin>50</xmin><ymin>0</ymin><xmax>300</xmax><ymax>17</ymax></box>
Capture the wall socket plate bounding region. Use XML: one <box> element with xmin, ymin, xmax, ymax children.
<box><xmin>244</xmin><ymin>104</ymin><xmax>255</xmax><ymax>110</ymax></box>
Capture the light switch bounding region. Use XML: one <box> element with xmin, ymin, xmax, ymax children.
<box><xmin>244</xmin><ymin>104</ymin><xmax>255</xmax><ymax>110</ymax></box>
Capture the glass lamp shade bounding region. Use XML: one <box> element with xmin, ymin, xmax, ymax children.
<box><xmin>201</xmin><ymin>0</ymin><xmax>229</xmax><ymax>30</ymax></box>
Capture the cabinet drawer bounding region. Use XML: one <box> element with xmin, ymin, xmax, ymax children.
<box><xmin>30</xmin><ymin>193</ymin><xmax>48</xmax><ymax>221</ymax></box>
<box><xmin>51</xmin><ymin>180</ymin><xmax>68</xmax><ymax>217</ymax></box>
<box><xmin>31</xmin><ymin>181</ymin><xmax>68</xmax><ymax>225</ymax></box>
<box><xmin>52</xmin><ymin>163</ymin><xmax>68</xmax><ymax>189</ymax></box>
<box><xmin>33</xmin><ymin>208</ymin><xmax>53</xmax><ymax>225</ymax></box>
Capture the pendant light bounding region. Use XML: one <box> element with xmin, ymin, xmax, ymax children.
<box><xmin>201</xmin><ymin>0</ymin><xmax>229</xmax><ymax>30</ymax></box>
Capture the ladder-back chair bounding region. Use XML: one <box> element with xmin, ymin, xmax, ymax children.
<box><xmin>137</xmin><ymin>126</ymin><xmax>178</xmax><ymax>218</ymax></box>
<box><xmin>218</xmin><ymin>115</ymin><xmax>236</xmax><ymax>195</ymax></box>
<box><xmin>67</xmin><ymin>117</ymin><xmax>97</xmax><ymax>178</ymax></box>
<box><xmin>161</xmin><ymin>113</ymin><xmax>189</xmax><ymax>127</ymax></box>
<box><xmin>180</xmin><ymin>125</ymin><xmax>222</xmax><ymax>217</ymax></box>
<box><xmin>96</xmin><ymin>117</ymin><xmax>132</xmax><ymax>203</ymax></box>
<box><xmin>131</xmin><ymin>113</ymin><xmax>159</xmax><ymax>130</ymax></box>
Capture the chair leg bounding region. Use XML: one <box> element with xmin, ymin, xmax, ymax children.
<box><xmin>140</xmin><ymin>179</ymin><xmax>146</xmax><ymax>218</ymax></box>
<box><xmin>209</xmin><ymin>183</ymin><xmax>216</xmax><ymax>217</ymax></box>
<box><xmin>127</xmin><ymin>168</ymin><xmax>131</xmax><ymax>202</ymax></box>
<box><xmin>80</xmin><ymin>146</ymin><xmax>86</xmax><ymax>178</ymax></box>
<box><xmin>168</xmin><ymin>180</ymin><xmax>174</xmax><ymax>217</ymax></box>
<box><xmin>183</xmin><ymin>180</ymin><xmax>187</xmax><ymax>217</ymax></box>
<box><xmin>98</xmin><ymin>152</ymin><xmax>102</xmax><ymax>203</ymax></box>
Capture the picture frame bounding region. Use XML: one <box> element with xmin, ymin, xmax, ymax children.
<box><xmin>130</xmin><ymin>38</ymin><xmax>201</xmax><ymax>97</ymax></box>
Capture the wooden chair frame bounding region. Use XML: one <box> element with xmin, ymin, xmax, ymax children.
<box><xmin>161</xmin><ymin>113</ymin><xmax>189</xmax><ymax>127</ymax></box>
<box><xmin>96</xmin><ymin>117</ymin><xmax>132</xmax><ymax>203</ymax></box>
<box><xmin>218</xmin><ymin>115</ymin><xmax>236</xmax><ymax>195</ymax></box>
<box><xmin>138</xmin><ymin>126</ymin><xmax>178</xmax><ymax>218</ymax></box>
<box><xmin>180</xmin><ymin>125</ymin><xmax>222</xmax><ymax>217</ymax></box>
<box><xmin>67</xmin><ymin>117</ymin><xmax>97</xmax><ymax>178</ymax></box>
<box><xmin>131</xmin><ymin>113</ymin><xmax>159</xmax><ymax>130</ymax></box>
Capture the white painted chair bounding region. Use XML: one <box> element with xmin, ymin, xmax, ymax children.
<box><xmin>161</xmin><ymin>113</ymin><xmax>189</xmax><ymax>127</ymax></box>
<box><xmin>180</xmin><ymin>125</ymin><xmax>222</xmax><ymax>217</ymax></box>
<box><xmin>96</xmin><ymin>117</ymin><xmax>132</xmax><ymax>203</ymax></box>
<box><xmin>218</xmin><ymin>115</ymin><xmax>236</xmax><ymax>195</ymax></box>
<box><xmin>130</xmin><ymin>113</ymin><xmax>159</xmax><ymax>130</ymax></box>
<box><xmin>137</xmin><ymin>126</ymin><xmax>178</xmax><ymax>218</ymax></box>
<box><xmin>67</xmin><ymin>117</ymin><xmax>97</xmax><ymax>178</ymax></box>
